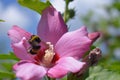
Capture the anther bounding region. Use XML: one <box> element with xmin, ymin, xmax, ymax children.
<box><xmin>42</xmin><ymin>42</ymin><xmax>55</xmax><ymax>66</ymax></box>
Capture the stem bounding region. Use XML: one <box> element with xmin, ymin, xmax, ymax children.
<box><xmin>44</xmin><ymin>76</ymin><xmax>48</xmax><ymax>80</ymax></box>
<box><xmin>47</xmin><ymin>76</ymin><xmax>55</xmax><ymax>80</ymax></box>
<box><xmin>50</xmin><ymin>78</ymin><xmax>56</xmax><ymax>80</ymax></box>
<box><xmin>78</xmin><ymin>48</ymin><xmax>102</xmax><ymax>75</ymax></box>
<box><xmin>47</xmin><ymin>77</ymin><xmax>50</xmax><ymax>80</ymax></box>
<box><xmin>64</xmin><ymin>0</ymin><xmax>69</xmax><ymax>23</ymax></box>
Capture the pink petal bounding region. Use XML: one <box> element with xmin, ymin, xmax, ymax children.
<box><xmin>88</xmin><ymin>32</ymin><xmax>101</xmax><ymax>43</ymax></box>
<box><xmin>13</xmin><ymin>60</ymin><xmax>46</xmax><ymax>80</ymax></box>
<box><xmin>13</xmin><ymin>60</ymin><xmax>32</xmax><ymax>70</ymax></box>
<box><xmin>8</xmin><ymin>25</ymin><xmax>31</xmax><ymax>43</ymax></box>
<box><xmin>55</xmin><ymin>27</ymin><xmax>92</xmax><ymax>60</ymax></box>
<box><xmin>12</xmin><ymin>37</ymin><xmax>34</xmax><ymax>61</ymax></box>
<box><xmin>48</xmin><ymin>57</ymin><xmax>85</xmax><ymax>78</ymax></box>
<box><xmin>37</xmin><ymin>6</ymin><xmax>68</xmax><ymax>45</ymax></box>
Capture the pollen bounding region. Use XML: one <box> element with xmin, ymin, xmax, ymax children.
<box><xmin>42</xmin><ymin>42</ymin><xmax>55</xmax><ymax>66</ymax></box>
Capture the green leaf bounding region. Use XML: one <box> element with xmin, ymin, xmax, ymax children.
<box><xmin>112</xmin><ymin>1</ymin><xmax>120</xmax><ymax>11</ymax></box>
<box><xmin>0</xmin><ymin>52</ymin><xmax>19</xmax><ymax>61</ymax></box>
<box><xmin>86</xmin><ymin>66</ymin><xmax>120</xmax><ymax>80</ymax></box>
<box><xmin>0</xmin><ymin>52</ymin><xmax>17</xmax><ymax>79</ymax></box>
<box><xmin>18</xmin><ymin>0</ymin><xmax>51</xmax><ymax>14</ymax></box>
<box><xmin>0</xmin><ymin>19</ymin><xmax>5</xmax><ymax>22</ymax></box>
<box><xmin>62</xmin><ymin>76</ymin><xmax>67</xmax><ymax>80</ymax></box>
<box><xmin>2</xmin><ymin>63</ymin><xmax>14</xmax><ymax>71</ymax></box>
<box><xmin>0</xmin><ymin>70</ymin><xmax>14</xmax><ymax>78</ymax></box>
<box><xmin>106</xmin><ymin>61</ymin><xmax>120</xmax><ymax>72</ymax></box>
<box><xmin>100</xmin><ymin>60</ymin><xmax>120</xmax><ymax>73</ymax></box>
<box><xmin>67</xmin><ymin>71</ymin><xmax>89</xmax><ymax>80</ymax></box>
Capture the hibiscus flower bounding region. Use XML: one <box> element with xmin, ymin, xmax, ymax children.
<box><xmin>8</xmin><ymin>6</ymin><xmax>100</xmax><ymax>80</ymax></box>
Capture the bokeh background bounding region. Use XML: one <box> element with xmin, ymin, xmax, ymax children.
<box><xmin>0</xmin><ymin>0</ymin><xmax>120</xmax><ymax>80</ymax></box>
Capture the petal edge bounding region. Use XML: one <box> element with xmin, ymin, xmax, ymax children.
<box><xmin>48</xmin><ymin>57</ymin><xmax>85</xmax><ymax>78</ymax></box>
<box><xmin>37</xmin><ymin>6</ymin><xmax>68</xmax><ymax>45</ymax></box>
<box><xmin>55</xmin><ymin>26</ymin><xmax>92</xmax><ymax>59</ymax></box>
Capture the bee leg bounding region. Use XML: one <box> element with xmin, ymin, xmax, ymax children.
<box><xmin>27</xmin><ymin>47</ymin><xmax>37</xmax><ymax>55</ymax></box>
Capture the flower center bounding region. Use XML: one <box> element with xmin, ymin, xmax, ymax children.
<box><xmin>34</xmin><ymin>42</ymin><xmax>59</xmax><ymax>67</ymax></box>
<box><xmin>42</xmin><ymin>42</ymin><xmax>55</xmax><ymax>67</ymax></box>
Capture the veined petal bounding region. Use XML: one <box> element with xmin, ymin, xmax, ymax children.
<box><xmin>13</xmin><ymin>60</ymin><xmax>46</xmax><ymax>80</ymax></box>
<box><xmin>8</xmin><ymin>25</ymin><xmax>31</xmax><ymax>43</ymax></box>
<box><xmin>55</xmin><ymin>27</ymin><xmax>92</xmax><ymax>60</ymax></box>
<box><xmin>37</xmin><ymin>6</ymin><xmax>68</xmax><ymax>45</ymax></box>
<box><xmin>48</xmin><ymin>57</ymin><xmax>85</xmax><ymax>78</ymax></box>
<box><xmin>88</xmin><ymin>32</ymin><xmax>100</xmax><ymax>43</ymax></box>
<box><xmin>12</xmin><ymin>37</ymin><xmax>34</xmax><ymax>61</ymax></box>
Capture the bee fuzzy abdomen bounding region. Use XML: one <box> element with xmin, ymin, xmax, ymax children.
<box><xmin>29</xmin><ymin>49</ymin><xmax>38</xmax><ymax>55</ymax></box>
<box><xmin>32</xmin><ymin>45</ymin><xmax>41</xmax><ymax>50</ymax></box>
<box><xmin>28</xmin><ymin>35</ymin><xmax>41</xmax><ymax>55</ymax></box>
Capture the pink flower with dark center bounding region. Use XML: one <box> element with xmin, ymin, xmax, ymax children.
<box><xmin>8</xmin><ymin>6</ymin><xmax>100</xmax><ymax>80</ymax></box>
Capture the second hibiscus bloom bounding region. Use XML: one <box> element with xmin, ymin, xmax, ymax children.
<box><xmin>8</xmin><ymin>6</ymin><xmax>100</xmax><ymax>80</ymax></box>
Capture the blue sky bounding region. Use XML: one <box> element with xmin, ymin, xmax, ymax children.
<box><xmin>0</xmin><ymin>0</ymin><xmax>111</xmax><ymax>53</ymax></box>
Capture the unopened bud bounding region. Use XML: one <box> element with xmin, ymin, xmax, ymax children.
<box><xmin>77</xmin><ymin>48</ymin><xmax>102</xmax><ymax>76</ymax></box>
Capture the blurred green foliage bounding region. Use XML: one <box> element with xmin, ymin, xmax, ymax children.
<box><xmin>0</xmin><ymin>19</ymin><xmax>5</xmax><ymax>22</ymax></box>
<box><xmin>81</xmin><ymin>0</ymin><xmax>120</xmax><ymax>57</ymax></box>
<box><xmin>86</xmin><ymin>66</ymin><xmax>120</xmax><ymax>80</ymax></box>
<box><xmin>112</xmin><ymin>0</ymin><xmax>120</xmax><ymax>11</ymax></box>
<box><xmin>0</xmin><ymin>52</ymin><xmax>19</xmax><ymax>80</ymax></box>
<box><xmin>80</xmin><ymin>0</ymin><xmax>120</xmax><ymax>79</ymax></box>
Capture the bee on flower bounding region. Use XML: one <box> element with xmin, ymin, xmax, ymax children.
<box><xmin>8</xmin><ymin>6</ymin><xmax>100</xmax><ymax>80</ymax></box>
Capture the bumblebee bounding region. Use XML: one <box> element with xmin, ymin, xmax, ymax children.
<box><xmin>28</xmin><ymin>35</ymin><xmax>41</xmax><ymax>55</ymax></box>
